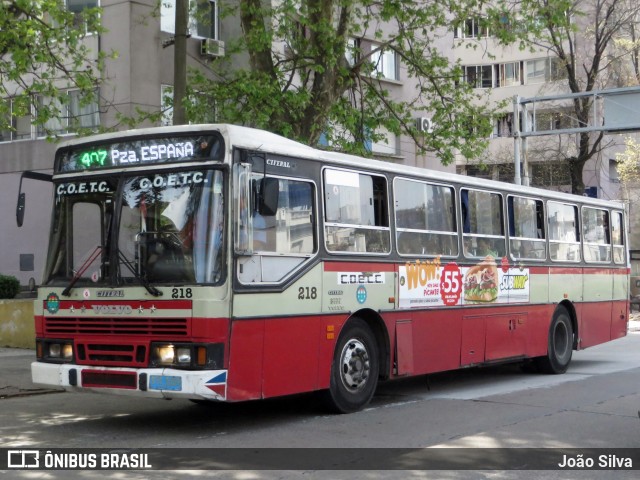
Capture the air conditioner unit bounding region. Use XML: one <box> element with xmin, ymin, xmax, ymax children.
<box><xmin>201</xmin><ymin>39</ymin><xmax>225</xmax><ymax>58</ymax></box>
<box><xmin>416</xmin><ymin>117</ymin><xmax>434</xmax><ymax>133</ymax></box>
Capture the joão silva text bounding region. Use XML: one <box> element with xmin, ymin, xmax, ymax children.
<box><xmin>558</xmin><ymin>454</ymin><xmax>632</xmax><ymax>469</ymax></box>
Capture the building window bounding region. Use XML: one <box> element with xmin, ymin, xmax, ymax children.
<box><xmin>367</xmin><ymin>126</ymin><xmax>399</xmax><ymax>156</ymax></box>
<box><xmin>497</xmin><ymin>62</ymin><xmax>521</xmax><ymax>87</ymax></box>
<box><xmin>38</xmin><ymin>96</ymin><xmax>65</xmax><ymax>135</ymax></box>
<box><xmin>346</xmin><ymin>38</ymin><xmax>361</xmax><ymax>66</ymax></box>
<box><xmin>68</xmin><ymin>90</ymin><xmax>100</xmax><ymax>129</ymax></box>
<box><xmin>161</xmin><ymin>0</ymin><xmax>218</xmax><ymax>40</ymax></box>
<box><xmin>530</xmin><ymin>162</ymin><xmax>571</xmax><ymax>187</ymax></box>
<box><xmin>549</xmin><ymin>57</ymin><xmax>566</xmax><ymax>80</ymax></box>
<box><xmin>609</xmin><ymin>159</ymin><xmax>620</xmax><ymax>183</ymax></box>
<box><xmin>533</xmin><ymin>109</ymin><xmax>575</xmax><ymax>132</ymax></box>
<box><xmin>371</xmin><ymin>47</ymin><xmax>399</xmax><ymax>81</ymax></box>
<box><xmin>526</xmin><ymin>58</ymin><xmax>547</xmax><ymax>84</ymax></box>
<box><xmin>455</xmin><ymin>17</ymin><xmax>489</xmax><ymax>38</ymax></box>
<box><xmin>496</xmin><ymin>163</ymin><xmax>517</xmax><ymax>182</ymax></box>
<box><xmin>526</xmin><ymin>57</ymin><xmax>565</xmax><ymax>84</ymax></box>
<box><xmin>463</xmin><ymin>164</ymin><xmax>493</xmax><ymax>180</ymax></box>
<box><xmin>493</xmin><ymin>114</ymin><xmax>514</xmax><ymax>137</ymax></box>
<box><xmin>36</xmin><ymin>89</ymin><xmax>100</xmax><ymax>137</ymax></box>
<box><xmin>0</xmin><ymin>97</ymin><xmax>32</xmax><ymax>142</ymax></box>
<box><xmin>66</xmin><ymin>0</ymin><xmax>99</xmax><ymax>35</ymax></box>
<box><xmin>463</xmin><ymin>65</ymin><xmax>493</xmax><ymax>88</ymax></box>
<box><xmin>193</xmin><ymin>0</ymin><xmax>217</xmax><ymax>39</ymax></box>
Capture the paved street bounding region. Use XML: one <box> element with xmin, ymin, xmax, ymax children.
<box><xmin>1</xmin><ymin>323</ymin><xmax>640</xmax><ymax>479</ymax></box>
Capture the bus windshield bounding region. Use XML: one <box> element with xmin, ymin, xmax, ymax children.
<box><xmin>45</xmin><ymin>169</ymin><xmax>225</xmax><ymax>287</ymax></box>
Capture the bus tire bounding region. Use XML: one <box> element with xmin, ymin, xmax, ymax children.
<box><xmin>324</xmin><ymin>318</ymin><xmax>379</xmax><ymax>414</ymax></box>
<box><xmin>535</xmin><ymin>306</ymin><xmax>573</xmax><ymax>374</ymax></box>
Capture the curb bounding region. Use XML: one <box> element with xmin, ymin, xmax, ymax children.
<box><xmin>0</xmin><ymin>387</ymin><xmax>63</xmax><ymax>399</ymax></box>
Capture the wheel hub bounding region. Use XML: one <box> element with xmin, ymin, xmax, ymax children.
<box><xmin>339</xmin><ymin>340</ymin><xmax>370</xmax><ymax>392</ymax></box>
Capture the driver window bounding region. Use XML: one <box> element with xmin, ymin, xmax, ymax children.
<box><xmin>238</xmin><ymin>175</ymin><xmax>316</xmax><ymax>284</ymax></box>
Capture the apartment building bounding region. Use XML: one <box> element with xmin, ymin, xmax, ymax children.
<box><xmin>451</xmin><ymin>9</ymin><xmax>640</xmax><ymax>266</ymax></box>
<box><xmin>453</xmin><ymin>17</ymin><xmax>620</xmax><ymax>192</ymax></box>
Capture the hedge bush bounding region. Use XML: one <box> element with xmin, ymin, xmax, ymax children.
<box><xmin>0</xmin><ymin>274</ymin><xmax>20</xmax><ymax>299</ymax></box>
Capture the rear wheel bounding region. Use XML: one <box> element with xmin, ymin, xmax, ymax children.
<box><xmin>324</xmin><ymin>318</ymin><xmax>379</xmax><ymax>413</ymax></box>
<box><xmin>535</xmin><ymin>306</ymin><xmax>573</xmax><ymax>374</ymax></box>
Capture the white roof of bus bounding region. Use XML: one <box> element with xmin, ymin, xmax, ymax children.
<box><xmin>57</xmin><ymin>124</ymin><xmax>624</xmax><ymax>209</ymax></box>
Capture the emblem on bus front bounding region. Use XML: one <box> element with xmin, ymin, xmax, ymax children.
<box><xmin>45</xmin><ymin>293</ymin><xmax>60</xmax><ymax>314</ymax></box>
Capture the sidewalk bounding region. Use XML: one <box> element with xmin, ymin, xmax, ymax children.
<box><xmin>0</xmin><ymin>347</ymin><xmax>63</xmax><ymax>399</ymax></box>
<box><xmin>2</xmin><ymin>321</ymin><xmax>640</xmax><ymax>399</ymax></box>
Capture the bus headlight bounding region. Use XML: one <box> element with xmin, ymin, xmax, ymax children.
<box><xmin>156</xmin><ymin>346</ymin><xmax>176</xmax><ymax>364</ymax></box>
<box><xmin>49</xmin><ymin>343</ymin><xmax>62</xmax><ymax>358</ymax></box>
<box><xmin>36</xmin><ymin>339</ymin><xmax>74</xmax><ymax>363</ymax></box>
<box><xmin>62</xmin><ymin>344</ymin><xmax>73</xmax><ymax>360</ymax></box>
<box><xmin>176</xmin><ymin>347</ymin><xmax>192</xmax><ymax>365</ymax></box>
<box><xmin>151</xmin><ymin>345</ymin><xmax>191</xmax><ymax>366</ymax></box>
<box><xmin>149</xmin><ymin>342</ymin><xmax>224</xmax><ymax>369</ymax></box>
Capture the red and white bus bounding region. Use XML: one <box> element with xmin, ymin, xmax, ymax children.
<box><xmin>23</xmin><ymin>124</ymin><xmax>629</xmax><ymax>413</ymax></box>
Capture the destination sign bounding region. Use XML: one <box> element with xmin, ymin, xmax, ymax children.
<box><xmin>55</xmin><ymin>133</ymin><xmax>224</xmax><ymax>173</ymax></box>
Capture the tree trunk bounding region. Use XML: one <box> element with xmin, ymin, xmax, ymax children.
<box><xmin>568</xmin><ymin>157</ymin><xmax>586</xmax><ymax>195</ymax></box>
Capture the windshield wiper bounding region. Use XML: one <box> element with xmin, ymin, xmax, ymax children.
<box><xmin>117</xmin><ymin>250</ymin><xmax>163</xmax><ymax>297</ymax></box>
<box><xmin>62</xmin><ymin>246</ymin><xmax>103</xmax><ymax>297</ymax></box>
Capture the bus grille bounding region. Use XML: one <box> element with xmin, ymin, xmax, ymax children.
<box><xmin>44</xmin><ymin>317</ymin><xmax>189</xmax><ymax>336</ymax></box>
<box><xmin>75</xmin><ymin>342</ymin><xmax>147</xmax><ymax>367</ymax></box>
<box><xmin>82</xmin><ymin>370</ymin><xmax>138</xmax><ymax>389</ymax></box>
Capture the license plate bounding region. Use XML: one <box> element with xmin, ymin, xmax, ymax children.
<box><xmin>149</xmin><ymin>375</ymin><xmax>182</xmax><ymax>391</ymax></box>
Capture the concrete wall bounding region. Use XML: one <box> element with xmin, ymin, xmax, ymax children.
<box><xmin>0</xmin><ymin>299</ymin><xmax>35</xmax><ymax>349</ymax></box>
<box><xmin>0</xmin><ymin>139</ymin><xmax>56</xmax><ymax>285</ymax></box>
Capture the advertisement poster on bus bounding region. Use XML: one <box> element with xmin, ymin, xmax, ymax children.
<box><xmin>398</xmin><ymin>256</ymin><xmax>530</xmax><ymax>308</ymax></box>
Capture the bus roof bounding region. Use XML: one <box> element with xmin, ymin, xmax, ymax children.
<box><xmin>56</xmin><ymin>124</ymin><xmax>625</xmax><ymax>210</ymax></box>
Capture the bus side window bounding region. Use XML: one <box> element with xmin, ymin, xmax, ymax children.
<box><xmin>582</xmin><ymin>207</ymin><xmax>611</xmax><ymax>263</ymax></box>
<box><xmin>611</xmin><ymin>211</ymin><xmax>625</xmax><ymax>264</ymax></box>
<box><xmin>251</xmin><ymin>177</ymin><xmax>278</xmax><ymax>252</ymax></box>
<box><xmin>324</xmin><ymin>169</ymin><xmax>391</xmax><ymax>254</ymax></box>
<box><xmin>394</xmin><ymin>178</ymin><xmax>457</xmax><ymax>257</ymax></box>
<box><xmin>238</xmin><ymin>175</ymin><xmax>316</xmax><ymax>284</ymax></box>
<box><xmin>548</xmin><ymin>201</ymin><xmax>580</xmax><ymax>262</ymax></box>
<box><xmin>508</xmin><ymin>196</ymin><xmax>546</xmax><ymax>261</ymax></box>
<box><xmin>461</xmin><ymin>188</ymin><xmax>505</xmax><ymax>259</ymax></box>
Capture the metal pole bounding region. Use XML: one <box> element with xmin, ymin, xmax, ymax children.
<box><xmin>522</xmin><ymin>103</ymin><xmax>530</xmax><ymax>186</ymax></box>
<box><xmin>513</xmin><ymin>95</ymin><xmax>521</xmax><ymax>185</ymax></box>
<box><xmin>173</xmin><ymin>0</ymin><xmax>188</xmax><ymax>125</ymax></box>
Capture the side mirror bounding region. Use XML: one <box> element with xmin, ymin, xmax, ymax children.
<box><xmin>16</xmin><ymin>171</ymin><xmax>52</xmax><ymax>227</ymax></box>
<box><xmin>258</xmin><ymin>177</ymin><xmax>279</xmax><ymax>216</ymax></box>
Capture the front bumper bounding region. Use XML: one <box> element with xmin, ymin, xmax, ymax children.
<box><xmin>31</xmin><ymin>362</ymin><xmax>228</xmax><ymax>400</ymax></box>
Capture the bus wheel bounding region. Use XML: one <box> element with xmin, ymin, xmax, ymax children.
<box><xmin>324</xmin><ymin>318</ymin><xmax>379</xmax><ymax>413</ymax></box>
<box><xmin>535</xmin><ymin>306</ymin><xmax>573</xmax><ymax>374</ymax></box>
